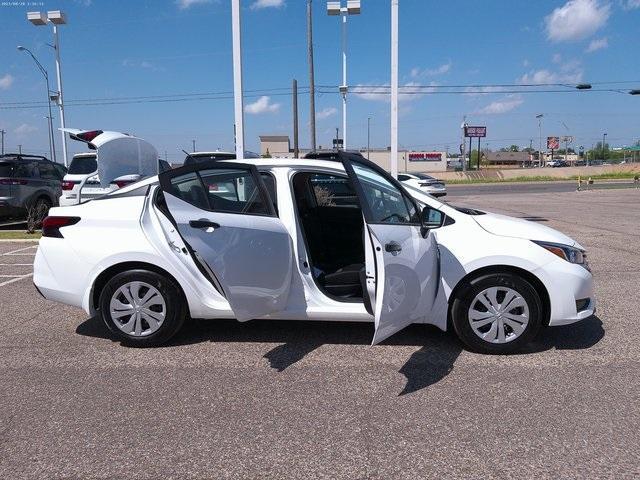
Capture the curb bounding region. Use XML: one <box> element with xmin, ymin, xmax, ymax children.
<box><xmin>0</xmin><ymin>239</ymin><xmax>40</xmax><ymax>243</ymax></box>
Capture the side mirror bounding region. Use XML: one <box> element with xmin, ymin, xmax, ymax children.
<box><xmin>421</xmin><ymin>206</ymin><xmax>445</xmax><ymax>232</ymax></box>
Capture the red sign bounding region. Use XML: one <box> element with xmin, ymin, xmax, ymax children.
<box><xmin>547</xmin><ymin>136</ymin><xmax>560</xmax><ymax>149</ymax></box>
<box><xmin>465</xmin><ymin>126</ymin><xmax>487</xmax><ymax>138</ymax></box>
<box><xmin>408</xmin><ymin>152</ymin><xmax>442</xmax><ymax>162</ymax></box>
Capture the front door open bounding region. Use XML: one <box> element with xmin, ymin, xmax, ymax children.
<box><xmin>158</xmin><ymin>162</ymin><xmax>293</xmax><ymax>321</ymax></box>
<box><xmin>343</xmin><ymin>160</ymin><xmax>439</xmax><ymax>345</ymax></box>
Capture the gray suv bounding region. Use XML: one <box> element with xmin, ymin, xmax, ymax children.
<box><xmin>0</xmin><ymin>154</ymin><xmax>66</xmax><ymax>220</ymax></box>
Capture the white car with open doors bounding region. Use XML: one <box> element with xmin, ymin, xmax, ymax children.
<box><xmin>34</xmin><ymin>149</ymin><xmax>595</xmax><ymax>354</ymax></box>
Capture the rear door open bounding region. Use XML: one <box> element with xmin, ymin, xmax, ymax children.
<box><xmin>158</xmin><ymin>162</ymin><xmax>293</xmax><ymax>321</ymax></box>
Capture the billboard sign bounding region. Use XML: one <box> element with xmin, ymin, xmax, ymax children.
<box><xmin>547</xmin><ymin>136</ymin><xmax>560</xmax><ymax>149</ymax></box>
<box><xmin>464</xmin><ymin>126</ymin><xmax>486</xmax><ymax>138</ymax></box>
<box><xmin>408</xmin><ymin>152</ymin><xmax>442</xmax><ymax>162</ymax></box>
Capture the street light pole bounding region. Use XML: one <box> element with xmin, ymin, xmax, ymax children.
<box><xmin>536</xmin><ymin>114</ymin><xmax>544</xmax><ymax>167</ymax></box>
<box><xmin>327</xmin><ymin>1</ymin><xmax>360</xmax><ymax>152</ymax></box>
<box><xmin>17</xmin><ymin>46</ymin><xmax>56</xmax><ymax>163</ymax></box>
<box><xmin>367</xmin><ymin>116</ymin><xmax>371</xmax><ymax>159</ymax></box>
<box><xmin>603</xmin><ymin>133</ymin><xmax>607</xmax><ymax>162</ymax></box>
<box><xmin>390</xmin><ymin>0</ymin><xmax>398</xmax><ymax>178</ymax></box>
<box><xmin>307</xmin><ymin>0</ymin><xmax>317</xmax><ymax>151</ymax></box>
<box><xmin>0</xmin><ymin>129</ymin><xmax>5</xmax><ymax>155</ymax></box>
<box><xmin>231</xmin><ymin>0</ymin><xmax>245</xmax><ymax>160</ymax></box>
<box><xmin>26</xmin><ymin>10</ymin><xmax>68</xmax><ymax>166</ymax></box>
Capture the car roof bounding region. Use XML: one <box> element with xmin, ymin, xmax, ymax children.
<box><xmin>226</xmin><ymin>157</ymin><xmax>347</xmax><ymax>172</ymax></box>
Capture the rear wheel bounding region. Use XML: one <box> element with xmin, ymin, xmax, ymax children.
<box><xmin>99</xmin><ymin>269</ymin><xmax>187</xmax><ymax>347</ymax></box>
<box><xmin>32</xmin><ymin>197</ymin><xmax>51</xmax><ymax>227</ymax></box>
<box><xmin>451</xmin><ymin>272</ymin><xmax>543</xmax><ymax>354</ymax></box>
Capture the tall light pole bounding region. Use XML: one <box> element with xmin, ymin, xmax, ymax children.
<box><xmin>27</xmin><ymin>10</ymin><xmax>68</xmax><ymax>167</ymax></box>
<box><xmin>0</xmin><ymin>129</ymin><xmax>5</xmax><ymax>155</ymax></box>
<box><xmin>536</xmin><ymin>114</ymin><xmax>544</xmax><ymax>167</ymax></box>
<box><xmin>603</xmin><ymin>133</ymin><xmax>607</xmax><ymax>162</ymax></box>
<box><xmin>367</xmin><ymin>116</ymin><xmax>371</xmax><ymax>159</ymax></box>
<box><xmin>327</xmin><ymin>1</ymin><xmax>360</xmax><ymax>151</ymax></box>
<box><xmin>231</xmin><ymin>0</ymin><xmax>245</xmax><ymax>160</ymax></box>
<box><xmin>390</xmin><ymin>0</ymin><xmax>398</xmax><ymax>178</ymax></box>
<box><xmin>307</xmin><ymin>0</ymin><xmax>317</xmax><ymax>151</ymax></box>
<box><xmin>17</xmin><ymin>46</ymin><xmax>56</xmax><ymax>163</ymax></box>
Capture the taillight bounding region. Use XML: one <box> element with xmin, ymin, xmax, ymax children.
<box><xmin>74</xmin><ymin>130</ymin><xmax>103</xmax><ymax>142</ymax></box>
<box><xmin>111</xmin><ymin>179</ymin><xmax>135</xmax><ymax>189</ymax></box>
<box><xmin>0</xmin><ymin>178</ymin><xmax>28</xmax><ymax>185</ymax></box>
<box><xmin>42</xmin><ymin>216</ymin><xmax>80</xmax><ymax>238</ymax></box>
<box><xmin>61</xmin><ymin>180</ymin><xmax>79</xmax><ymax>190</ymax></box>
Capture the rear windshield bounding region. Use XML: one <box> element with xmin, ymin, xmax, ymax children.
<box><xmin>68</xmin><ymin>156</ymin><xmax>97</xmax><ymax>174</ymax></box>
<box><xmin>0</xmin><ymin>162</ymin><xmax>15</xmax><ymax>177</ymax></box>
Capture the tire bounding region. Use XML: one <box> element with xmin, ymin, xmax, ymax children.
<box><xmin>33</xmin><ymin>197</ymin><xmax>51</xmax><ymax>226</ymax></box>
<box><xmin>450</xmin><ymin>272</ymin><xmax>543</xmax><ymax>354</ymax></box>
<box><xmin>98</xmin><ymin>269</ymin><xmax>187</xmax><ymax>347</ymax></box>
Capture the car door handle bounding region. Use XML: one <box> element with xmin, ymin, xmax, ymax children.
<box><xmin>189</xmin><ymin>220</ymin><xmax>220</xmax><ymax>230</ymax></box>
<box><xmin>385</xmin><ymin>241</ymin><xmax>402</xmax><ymax>253</ymax></box>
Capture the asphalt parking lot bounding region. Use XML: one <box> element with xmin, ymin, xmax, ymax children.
<box><xmin>1</xmin><ymin>188</ymin><xmax>639</xmax><ymax>479</ymax></box>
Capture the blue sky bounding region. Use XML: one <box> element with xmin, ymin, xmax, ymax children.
<box><xmin>1</xmin><ymin>0</ymin><xmax>639</xmax><ymax>162</ymax></box>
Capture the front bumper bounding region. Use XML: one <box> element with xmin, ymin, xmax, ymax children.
<box><xmin>541</xmin><ymin>260</ymin><xmax>596</xmax><ymax>326</ymax></box>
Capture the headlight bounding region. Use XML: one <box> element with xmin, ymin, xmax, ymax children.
<box><xmin>533</xmin><ymin>241</ymin><xmax>590</xmax><ymax>271</ymax></box>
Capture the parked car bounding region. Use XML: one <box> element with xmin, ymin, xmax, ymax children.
<box><xmin>551</xmin><ymin>160</ymin><xmax>569</xmax><ymax>168</ymax></box>
<box><xmin>184</xmin><ymin>151</ymin><xmax>260</xmax><ymax>165</ymax></box>
<box><xmin>35</xmin><ymin>145</ymin><xmax>595</xmax><ymax>354</ymax></box>
<box><xmin>398</xmin><ymin>172</ymin><xmax>446</xmax><ymax>197</ymax></box>
<box><xmin>0</xmin><ymin>154</ymin><xmax>66</xmax><ymax>220</ymax></box>
<box><xmin>574</xmin><ymin>160</ymin><xmax>587</xmax><ymax>167</ymax></box>
<box><xmin>59</xmin><ymin>130</ymin><xmax>171</xmax><ymax>206</ymax></box>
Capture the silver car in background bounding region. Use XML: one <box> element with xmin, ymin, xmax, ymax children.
<box><xmin>398</xmin><ymin>172</ymin><xmax>447</xmax><ymax>197</ymax></box>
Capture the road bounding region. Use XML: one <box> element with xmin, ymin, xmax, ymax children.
<box><xmin>1</xmin><ymin>189</ymin><xmax>639</xmax><ymax>479</ymax></box>
<box><xmin>447</xmin><ymin>180</ymin><xmax>636</xmax><ymax>196</ymax></box>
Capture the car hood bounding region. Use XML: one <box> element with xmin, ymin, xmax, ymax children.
<box><xmin>472</xmin><ymin>212</ymin><xmax>582</xmax><ymax>248</ymax></box>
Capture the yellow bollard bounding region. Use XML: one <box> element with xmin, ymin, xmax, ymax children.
<box><xmin>577</xmin><ymin>175</ymin><xmax>582</xmax><ymax>191</ymax></box>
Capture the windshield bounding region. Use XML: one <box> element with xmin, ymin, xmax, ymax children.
<box><xmin>68</xmin><ymin>156</ymin><xmax>98</xmax><ymax>175</ymax></box>
<box><xmin>415</xmin><ymin>173</ymin><xmax>436</xmax><ymax>180</ymax></box>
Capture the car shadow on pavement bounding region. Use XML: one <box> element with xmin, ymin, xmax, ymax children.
<box><xmin>75</xmin><ymin>314</ymin><xmax>604</xmax><ymax>396</ymax></box>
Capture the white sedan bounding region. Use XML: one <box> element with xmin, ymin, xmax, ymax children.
<box><xmin>34</xmin><ymin>150</ymin><xmax>595</xmax><ymax>354</ymax></box>
<box><xmin>398</xmin><ymin>172</ymin><xmax>446</xmax><ymax>197</ymax></box>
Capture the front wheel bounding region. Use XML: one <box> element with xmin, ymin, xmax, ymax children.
<box><xmin>99</xmin><ymin>269</ymin><xmax>187</xmax><ymax>347</ymax></box>
<box><xmin>450</xmin><ymin>272</ymin><xmax>543</xmax><ymax>354</ymax></box>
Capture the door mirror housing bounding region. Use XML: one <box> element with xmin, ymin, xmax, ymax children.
<box><xmin>421</xmin><ymin>206</ymin><xmax>445</xmax><ymax>232</ymax></box>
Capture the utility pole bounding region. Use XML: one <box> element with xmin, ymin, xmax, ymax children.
<box><xmin>192</xmin><ymin>139</ymin><xmax>196</xmax><ymax>152</ymax></box>
<box><xmin>603</xmin><ymin>133</ymin><xmax>607</xmax><ymax>162</ymax></box>
<box><xmin>390</xmin><ymin>0</ymin><xmax>399</xmax><ymax>178</ymax></box>
<box><xmin>18</xmin><ymin>144</ymin><xmax>22</xmax><ymax>154</ymax></box>
<box><xmin>307</xmin><ymin>0</ymin><xmax>316</xmax><ymax>151</ymax></box>
<box><xmin>231</xmin><ymin>0</ymin><xmax>245</xmax><ymax>160</ymax></box>
<box><xmin>292</xmin><ymin>79</ymin><xmax>299</xmax><ymax>158</ymax></box>
<box><xmin>335</xmin><ymin>127</ymin><xmax>339</xmax><ymax>149</ymax></box>
<box><xmin>0</xmin><ymin>129</ymin><xmax>5</xmax><ymax>155</ymax></box>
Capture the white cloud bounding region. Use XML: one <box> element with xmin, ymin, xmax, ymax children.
<box><xmin>410</xmin><ymin>61</ymin><xmax>452</xmax><ymax>78</ymax></box>
<box><xmin>245</xmin><ymin>96</ymin><xmax>280</xmax><ymax>114</ymax></box>
<box><xmin>622</xmin><ymin>0</ymin><xmax>640</xmax><ymax>10</ymax></box>
<box><xmin>353</xmin><ymin>82</ymin><xmax>436</xmax><ymax>102</ymax></box>
<box><xmin>176</xmin><ymin>0</ymin><xmax>212</xmax><ymax>10</ymax></box>
<box><xmin>586</xmin><ymin>36</ymin><xmax>608</xmax><ymax>52</ymax></box>
<box><xmin>316</xmin><ymin>107</ymin><xmax>337</xmax><ymax>120</ymax></box>
<box><xmin>250</xmin><ymin>0</ymin><xmax>285</xmax><ymax>9</ymax></box>
<box><xmin>519</xmin><ymin>59</ymin><xmax>584</xmax><ymax>84</ymax></box>
<box><xmin>14</xmin><ymin>123</ymin><xmax>38</xmax><ymax>135</ymax></box>
<box><xmin>545</xmin><ymin>0</ymin><xmax>610</xmax><ymax>42</ymax></box>
<box><xmin>0</xmin><ymin>74</ymin><xmax>14</xmax><ymax>90</ymax></box>
<box><xmin>476</xmin><ymin>95</ymin><xmax>524</xmax><ymax>115</ymax></box>
<box><xmin>552</xmin><ymin>53</ymin><xmax>562</xmax><ymax>64</ymax></box>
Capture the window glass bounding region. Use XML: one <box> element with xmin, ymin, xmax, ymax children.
<box><xmin>14</xmin><ymin>162</ymin><xmax>39</xmax><ymax>179</ymax></box>
<box><xmin>351</xmin><ymin>163</ymin><xmax>418</xmax><ymax>224</ymax></box>
<box><xmin>0</xmin><ymin>162</ymin><xmax>15</xmax><ymax>177</ymax></box>
<box><xmin>309</xmin><ymin>174</ymin><xmax>359</xmax><ymax>207</ymax></box>
<box><xmin>68</xmin><ymin>156</ymin><xmax>97</xmax><ymax>174</ymax></box>
<box><xmin>397</xmin><ymin>174</ymin><xmax>410</xmax><ymax>181</ymax></box>
<box><xmin>38</xmin><ymin>162</ymin><xmax>58</xmax><ymax>180</ymax></box>
<box><xmin>169</xmin><ymin>172</ymin><xmax>209</xmax><ymax>210</ymax></box>
<box><xmin>260</xmin><ymin>172</ymin><xmax>277</xmax><ymax>211</ymax></box>
<box><xmin>167</xmin><ymin>168</ymin><xmax>270</xmax><ymax>216</ymax></box>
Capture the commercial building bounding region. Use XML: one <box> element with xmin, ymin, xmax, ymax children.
<box><xmin>483</xmin><ymin>151</ymin><xmax>533</xmax><ymax>166</ymax></box>
<box><xmin>258</xmin><ymin>136</ymin><xmax>447</xmax><ymax>172</ymax></box>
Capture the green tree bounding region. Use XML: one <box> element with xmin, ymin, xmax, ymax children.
<box><xmin>509</xmin><ymin>145</ymin><xmax>520</xmax><ymax>152</ymax></box>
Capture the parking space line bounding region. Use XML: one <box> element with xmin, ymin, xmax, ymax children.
<box><xmin>2</xmin><ymin>246</ymin><xmax>38</xmax><ymax>256</ymax></box>
<box><xmin>0</xmin><ymin>273</ymin><xmax>33</xmax><ymax>287</ymax></box>
<box><xmin>0</xmin><ymin>263</ymin><xmax>32</xmax><ymax>266</ymax></box>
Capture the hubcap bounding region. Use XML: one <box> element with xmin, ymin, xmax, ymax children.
<box><xmin>109</xmin><ymin>281</ymin><xmax>166</xmax><ymax>337</ymax></box>
<box><xmin>468</xmin><ymin>286</ymin><xmax>529</xmax><ymax>344</ymax></box>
